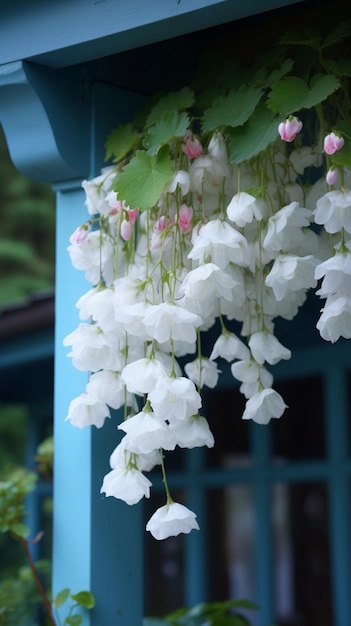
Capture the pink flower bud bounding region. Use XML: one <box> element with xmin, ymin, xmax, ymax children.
<box><xmin>278</xmin><ymin>116</ymin><xmax>303</xmax><ymax>142</ymax></box>
<box><xmin>126</xmin><ymin>208</ymin><xmax>139</xmax><ymax>224</ymax></box>
<box><xmin>69</xmin><ymin>225</ymin><xmax>88</xmax><ymax>244</ymax></box>
<box><xmin>326</xmin><ymin>167</ymin><xmax>339</xmax><ymax>185</ymax></box>
<box><xmin>323</xmin><ymin>132</ymin><xmax>344</xmax><ymax>155</ymax></box>
<box><xmin>120</xmin><ymin>219</ymin><xmax>133</xmax><ymax>241</ymax></box>
<box><xmin>178</xmin><ymin>204</ymin><xmax>193</xmax><ymax>231</ymax></box>
<box><xmin>154</xmin><ymin>216</ymin><xmax>173</xmax><ymax>232</ymax></box>
<box><xmin>182</xmin><ymin>130</ymin><xmax>203</xmax><ymax>159</ymax></box>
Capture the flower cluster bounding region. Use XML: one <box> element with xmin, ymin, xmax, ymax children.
<box><xmin>64</xmin><ymin>23</ymin><xmax>351</xmax><ymax>539</ymax></box>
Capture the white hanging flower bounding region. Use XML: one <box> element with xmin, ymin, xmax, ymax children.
<box><xmin>121</xmin><ymin>358</ymin><xmax>167</xmax><ymax>395</ymax></box>
<box><xmin>82</xmin><ymin>168</ymin><xmax>115</xmax><ymax>216</ymax></box>
<box><xmin>210</xmin><ymin>332</ymin><xmax>250</xmax><ymax>362</ymax></box>
<box><xmin>118</xmin><ymin>408</ymin><xmax>176</xmax><ymax>454</ymax></box>
<box><xmin>265</xmin><ymin>254</ymin><xmax>319</xmax><ymax>301</ymax></box>
<box><xmin>248</xmin><ymin>331</ymin><xmax>291</xmax><ymax>366</ymax></box>
<box><xmin>315</xmin><ymin>252</ymin><xmax>351</xmax><ymax>298</ymax></box>
<box><xmin>316</xmin><ymin>294</ymin><xmax>351</xmax><ymax>343</ymax></box>
<box><xmin>242</xmin><ymin>388</ymin><xmax>288</xmax><ymax>425</ymax></box>
<box><xmin>101</xmin><ymin>466</ymin><xmax>152</xmax><ymax>505</ymax></box>
<box><xmin>180</xmin><ymin>263</ymin><xmax>236</xmax><ymax>302</ymax></box>
<box><xmin>231</xmin><ymin>359</ymin><xmax>273</xmax><ymax>399</ymax></box>
<box><xmin>148</xmin><ymin>375</ymin><xmax>202</xmax><ymax>423</ymax></box>
<box><xmin>184</xmin><ymin>357</ymin><xmax>220</xmax><ymax>388</ymax></box>
<box><xmin>65</xmin><ymin>393</ymin><xmax>110</xmax><ymax>429</ymax></box>
<box><xmin>227</xmin><ymin>192</ymin><xmax>265</xmax><ymax>227</ymax></box>
<box><xmin>262</xmin><ymin>202</ymin><xmax>313</xmax><ymax>254</ymax></box>
<box><xmin>146</xmin><ymin>502</ymin><xmax>199</xmax><ymax>540</ymax></box>
<box><xmin>170</xmin><ymin>414</ymin><xmax>214</xmax><ymax>449</ymax></box>
<box><xmin>314</xmin><ymin>189</ymin><xmax>351</xmax><ymax>234</ymax></box>
<box><xmin>63</xmin><ymin>323</ymin><xmax>122</xmax><ymax>372</ymax></box>
<box><xmin>142</xmin><ymin>302</ymin><xmax>202</xmax><ymax>344</ymax></box>
<box><xmin>67</xmin><ymin>229</ymin><xmax>115</xmax><ymax>286</ymax></box>
<box><xmin>86</xmin><ymin>370</ymin><xmax>133</xmax><ymax>410</ymax></box>
<box><xmin>188</xmin><ymin>219</ymin><xmax>248</xmax><ymax>269</ymax></box>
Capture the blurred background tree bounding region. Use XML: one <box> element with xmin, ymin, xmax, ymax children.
<box><xmin>0</xmin><ymin>125</ymin><xmax>56</xmax><ymax>623</ymax></box>
<box><xmin>0</xmin><ymin>124</ymin><xmax>55</xmax><ymax>306</ymax></box>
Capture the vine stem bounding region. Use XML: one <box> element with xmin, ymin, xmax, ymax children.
<box><xmin>18</xmin><ymin>534</ymin><xmax>57</xmax><ymax>626</ymax></box>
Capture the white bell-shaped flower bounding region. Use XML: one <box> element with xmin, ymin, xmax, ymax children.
<box><xmin>146</xmin><ymin>502</ymin><xmax>199</xmax><ymax>540</ymax></box>
<box><xmin>242</xmin><ymin>388</ymin><xmax>288</xmax><ymax>425</ymax></box>
<box><xmin>148</xmin><ymin>375</ymin><xmax>202</xmax><ymax>423</ymax></box>
<box><xmin>65</xmin><ymin>393</ymin><xmax>110</xmax><ymax>429</ymax></box>
<box><xmin>101</xmin><ymin>466</ymin><xmax>152</xmax><ymax>505</ymax></box>
<box><xmin>248</xmin><ymin>331</ymin><xmax>291</xmax><ymax>366</ymax></box>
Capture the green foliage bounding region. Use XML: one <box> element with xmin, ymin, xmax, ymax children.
<box><xmin>267</xmin><ymin>74</ymin><xmax>340</xmax><ymax>116</ymax></box>
<box><xmin>143</xmin><ymin>111</ymin><xmax>190</xmax><ymax>156</ymax></box>
<box><xmin>0</xmin><ymin>466</ymin><xmax>37</xmax><ymax>537</ymax></box>
<box><xmin>0</xmin><ymin>561</ymin><xmax>51</xmax><ymax>626</ymax></box>
<box><xmin>53</xmin><ymin>587</ymin><xmax>95</xmax><ymax>625</ymax></box>
<box><xmin>144</xmin><ymin>599</ymin><xmax>258</xmax><ymax>626</ymax></box>
<box><xmin>0</xmin><ymin>126</ymin><xmax>55</xmax><ymax>306</ymax></box>
<box><xmin>105</xmin><ymin>20</ymin><xmax>351</xmax><ymax>215</ymax></box>
<box><xmin>114</xmin><ymin>147</ymin><xmax>174</xmax><ymax>211</ymax></box>
<box><xmin>202</xmin><ymin>85</ymin><xmax>263</xmax><ymax>132</ymax></box>
<box><xmin>105</xmin><ymin>123</ymin><xmax>141</xmax><ymax>163</ymax></box>
<box><xmin>35</xmin><ymin>436</ymin><xmax>54</xmax><ymax>480</ymax></box>
<box><xmin>145</xmin><ymin>87</ymin><xmax>195</xmax><ymax>127</ymax></box>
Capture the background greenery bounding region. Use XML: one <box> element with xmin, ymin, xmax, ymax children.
<box><xmin>0</xmin><ymin>125</ymin><xmax>56</xmax><ymax>623</ymax></box>
<box><xmin>0</xmin><ymin>124</ymin><xmax>55</xmax><ymax>306</ymax></box>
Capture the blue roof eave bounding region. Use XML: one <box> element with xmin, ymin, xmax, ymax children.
<box><xmin>0</xmin><ymin>0</ymin><xmax>304</xmax><ymax>69</ymax></box>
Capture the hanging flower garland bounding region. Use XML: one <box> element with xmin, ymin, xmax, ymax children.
<box><xmin>64</xmin><ymin>22</ymin><xmax>351</xmax><ymax>540</ymax></box>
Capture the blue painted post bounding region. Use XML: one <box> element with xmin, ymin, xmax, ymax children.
<box><xmin>54</xmin><ymin>182</ymin><xmax>144</xmax><ymax>625</ymax></box>
<box><xmin>53</xmin><ymin>82</ymin><xmax>146</xmax><ymax>624</ymax></box>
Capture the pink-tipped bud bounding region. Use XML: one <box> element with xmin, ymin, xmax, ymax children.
<box><xmin>69</xmin><ymin>225</ymin><xmax>88</xmax><ymax>244</ymax></box>
<box><xmin>120</xmin><ymin>219</ymin><xmax>133</xmax><ymax>241</ymax></box>
<box><xmin>323</xmin><ymin>132</ymin><xmax>344</xmax><ymax>155</ymax></box>
<box><xmin>182</xmin><ymin>130</ymin><xmax>203</xmax><ymax>159</ymax></box>
<box><xmin>326</xmin><ymin>167</ymin><xmax>339</xmax><ymax>186</ymax></box>
<box><xmin>278</xmin><ymin>116</ymin><xmax>303</xmax><ymax>142</ymax></box>
<box><xmin>126</xmin><ymin>208</ymin><xmax>139</xmax><ymax>224</ymax></box>
<box><xmin>178</xmin><ymin>204</ymin><xmax>193</xmax><ymax>232</ymax></box>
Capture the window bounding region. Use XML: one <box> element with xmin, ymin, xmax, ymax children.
<box><xmin>144</xmin><ymin>338</ymin><xmax>351</xmax><ymax>626</ymax></box>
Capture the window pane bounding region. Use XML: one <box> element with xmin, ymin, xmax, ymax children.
<box><xmin>207</xmin><ymin>487</ymin><xmax>256</xmax><ymax>617</ymax></box>
<box><xmin>144</xmin><ymin>491</ymin><xmax>185</xmax><ymax>617</ymax></box>
<box><xmin>203</xmin><ymin>388</ymin><xmax>250</xmax><ymax>468</ymax></box>
<box><xmin>272</xmin><ymin>376</ymin><xmax>325</xmax><ymax>460</ymax></box>
<box><xmin>272</xmin><ymin>481</ymin><xmax>332</xmax><ymax>626</ymax></box>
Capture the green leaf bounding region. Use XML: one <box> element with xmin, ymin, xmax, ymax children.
<box><xmin>70</xmin><ymin>590</ymin><xmax>95</xmax><ymax>609</ymax></box>
<box><xmin>335</xmin><ymin>120</ymin><xmax>351</xmax><ymax>140</ymax></box>
<box><xmin>202</xmin><ymin>85</ymin><xmax>263</xmax><ymax>132</ymax></box>
<box><xmin>114</xmin><ymin>146</ymin><xmax>173</xmax><ymax>211</ymax></box>
<box><xmin>325</xmin><ymin>58</ymin><xmax>351</xmax><ymax>78</ymax></box>
<box><xmin>9</xmin><ymin>522</ymin><xmax>29</xmax><ymax>538</ymax></box>
<box><xmin>304</xmin><ymin>74</ymin><xmax>340</xmax><ymax>108</ymax></box>
<box><xmin>146</xmin><ymin>87</ymin><xmax>195</xmax><ymax>126</ymax></box>
<box><xmin>143</xmin><ymin>110</ymin><xmax>189</xmax><ymax>156</ymax></box>
<box><xmin>64</xmin><ymin>615</ymin><xmax>83</xmax><ymax>626</ymax></box>
<box><xmin>53</xmin><ymin>587</ymin><xmax>71</xmax><ymax>609</ymax></box>
<box><xmin>229</xmin><ymin>104</ymin><xmax>281</xmax><ymax>164</ymax></box>
<box><xmin>105</xmin><ymin>123</ymin><xmax>141</xmax><ymax>162</ymax></box>
<box><xmin>279</xmin><ymin>29</ymin><xmax>321</xmax><ymax>48</ymax></box>
<box><xmin>267</xmin><ymin>74</ymin><xmax>340</xmax><ymax>115</ymax></box>
<box><xmin>262</xmin><ymin>58</ymin><xmax>294</xmax><ymax>89</ymax></box>
<box><xmin>321</xmin><ymin>21</ymin><xmax>351</xmax><ymax>49</ymax></box>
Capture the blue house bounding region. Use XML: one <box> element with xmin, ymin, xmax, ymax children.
<box><xmin>1</xmin><ymin>1</ymin><xmax>351</xmax><ymax>625</ymax></box>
